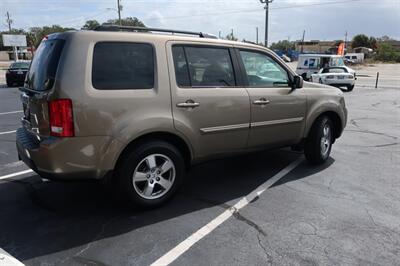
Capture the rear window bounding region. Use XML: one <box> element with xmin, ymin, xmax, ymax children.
<box><xmin>10</xmin><ymin>62</ymin><xmax>30</xmax><ymax>69</ymax></box>
<box><xmin>92</xmin><ymin>42</ymin><xmax>154</xmax><ymax>90</ymax></box>
<box><xmin>27</xmin><ymin>39</ymin><xmax>64</xmax><ymax>91</ymax></box>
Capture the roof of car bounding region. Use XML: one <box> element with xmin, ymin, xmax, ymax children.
<box><xmin>51</xmin><ymin>28</ymin><xmax>268</xmax><ymax>51</ymax></box>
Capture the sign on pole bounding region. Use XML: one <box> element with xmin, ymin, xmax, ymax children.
<box><xmin>2</xmin><ymin>34</ymin><xmax>27</xmax><ymax>47</ymax></box>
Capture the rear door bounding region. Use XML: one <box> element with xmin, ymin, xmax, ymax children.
<box><xmin>236</xmin><ymin>48</ymin><xmax>306</xmax><ymax>148</ymax></box>
<box><xmin>21</xmin><ymin>37</ymin><xmax>65</xmax><ymax>136</ymax></box>
<box><xmin>166</xmin><ymin>42</ymin><xmax>250</xmax><ymax>159</ymax></box>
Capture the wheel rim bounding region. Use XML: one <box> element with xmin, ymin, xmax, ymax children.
<box><xmin>320</xmin><ymin>124</ymin><xmax>332</xmax><ymax>157</ymax></box>
<box><xmin>132</xmin><ymin>154</ymin><xmax>176</xmax><ymax>200</ymax></box>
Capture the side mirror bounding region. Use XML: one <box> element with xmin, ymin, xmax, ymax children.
<box><xmin>292</xmin><ymin>75</ymin><xmax>303</xmax><ymax>90</ymax></box>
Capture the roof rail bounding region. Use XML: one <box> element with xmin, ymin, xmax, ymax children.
<box><xmin>94</xmin><ymin>25</ymin><xmax>218</xmax><ymax>39</ymax></box>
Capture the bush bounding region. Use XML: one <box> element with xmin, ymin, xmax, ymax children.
<box><xmin>374</xmin><ymin>43</ymin><xmax>400</xmax><ymax>62</ymax></box>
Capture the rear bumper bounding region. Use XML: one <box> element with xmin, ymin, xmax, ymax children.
<box><xmin>6</xmin><ymin>73</ymin><xmax>26</xmax><ymax>84</ymax></box>
<box><xmin>16</xmin><ymin>127</ymin><xmax>121</xmax><ymax>180</ymax></box>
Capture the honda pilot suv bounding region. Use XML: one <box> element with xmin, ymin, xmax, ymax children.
<box><xmin>17</xmin><ymin>26</ymin><xmax>347</xmax><ymax>208</ymax></box>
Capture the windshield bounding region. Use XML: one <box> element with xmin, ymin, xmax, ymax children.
<box><xmin>330</xmin><ymin>57</ymin><xmax>345</xmax><ymax>67</ymax></box>
<box><xmin>10</xmin><ymin>62</ymin><xmax>30</xmax><ymax>69</ymax></box>
<box><xmin>26</xmin><ymin>39</ymin><xmax>65</xmax><ymax>91</ymax></box>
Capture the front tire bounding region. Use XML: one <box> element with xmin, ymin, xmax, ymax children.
<box><xmin>304</xmin><ymin>116</ymin><xmax>333</xmax><ymax>165</ymax></box>
<box><xmin>116</xmin><ymin>140</ymin><xmax>185</xmax><ymax>208</ymax></box>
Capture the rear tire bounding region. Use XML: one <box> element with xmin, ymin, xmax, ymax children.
<box><xmin>301</xmin><ymin>73</ymin><xmax>308</xmax><ymax>81</ymax></box>
<box><xmin>304</xmin><ymin>116</ymin><xmax>333</xmax><ymax>165</ymax></box>
<box><xmin>347</xmin><ymin>84</ymin><xmax>354</xmax><ymax>91</ymax></box>
<box><xmin>6</xmin><ymin>80</ymin><xmax>12</xmax><ymax>87</ymax></box>
<box><xmin>116</xmin><ymin>140</ymin><xmax>185</xmax><ymax>209</ymax></box>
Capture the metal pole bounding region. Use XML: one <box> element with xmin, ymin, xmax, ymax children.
<box><xmin>117</xmin><ymin>0</ymin><xmax>122</xmax><ymax>25</ymax></box>
<box><xmin>265</xmin><ymin>2</ymin><xmax>268</xmax><ymax>47</ymax></box>
<box><xmin>301</xmin><ymin>30</ymin><xmax>305</xmax><ymax>53</ymax></box>
<box><xmin>256</xmin><ymin>27</ymin><xmax>259</xmax><ymax>44</ymax></box>
<box><xmin>375</xmin><ymin>72</ymin><xmax>379</xmax><ymax>89</ymax></box>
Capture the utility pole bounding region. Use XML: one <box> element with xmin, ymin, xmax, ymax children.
<box><xmin>259</xmin><ymin>0</ymin><xmax>273</xmax><ymax>47</ymax></box>
<box><xmin>6</xmin><ymin>11</ymin><xmax>18</xmax><ymax>62</ymax></box>
<box><xmin>344</xmin><ymin>31</ymin><xmax>348</xmax><ymax>52</ymax></box>
<box><xmin>256</xmin><ymin>27</ymin><xmax>259</xmax><ymax>44</ymax></box>
<box><xmin>300</xmin><ymin>30</ymin><xmax>305</xmax><ymax>53</ymax></box>
<box><xmin>218</xmin><ymin>31</ymin><xmax>222</xmax><ymax>39</ymax></box>
<box><xmin>117</xmin><ymin>0</ymin><xmax>122</xmax><ymax>25</ymax></box>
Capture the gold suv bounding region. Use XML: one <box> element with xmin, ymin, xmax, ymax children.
<box><xmin>17</xmin><ymin>26</ymin><xmax>347</xmax><ymax>208</ymax></box>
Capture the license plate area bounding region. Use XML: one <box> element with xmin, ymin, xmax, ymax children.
<box><xmin>338</xmin><ymin>76</ymin><xmax>345</xmax><ymax>79</ymax></box>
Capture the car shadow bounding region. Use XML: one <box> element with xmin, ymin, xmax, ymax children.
<box><xmin>0</xmin><ymin>148</ymin><xmax>334</xmax><ymax>261</ymax></box>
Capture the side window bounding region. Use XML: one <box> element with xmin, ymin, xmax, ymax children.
<box><xmin>172</xmin><ymin>45</ymin><xmax>236</xmax><ymax>87</ymax></box>
<box><xmin>239</xmin><ymin>50</ymin><xmax>289</xmax><ymax>87</ymax></box>
<box><xmin>92</xmin><ymin>42</ymin><xmax>154</xmax><ymax>90</ymax></box>
<box><xmin>172</xmin><ymin>46</ymin><xmax>190</xmax><ymax>87</ymax></box>
<box><xmin>303</xmin><ymin>59</ymin><xmax>308</xmax><ymax>66</ymax></box>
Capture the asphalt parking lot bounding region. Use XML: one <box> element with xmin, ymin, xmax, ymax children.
<box><xmin>0</xmin><ymin>63</ymin><xmax>399</xmax><ymax>266</ymax></box>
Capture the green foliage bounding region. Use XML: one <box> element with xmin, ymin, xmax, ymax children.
<box><xmin>374</xmin><ymin>42</ymin><xmax>400</xmax><ymax>62</ymax></box>
<box><xmin>225</xmin><ymin>32</ymin><xmax>238</xmax><ymax>41</ymax></box>
<box><xmin>105</xmin><ymin>17</ymin><xmax>146</xmax><ymax>27</ymax></box>
<box><xmin>29</xmin><ymin>25</ymin><xmax>75</xmax><ymax>48</ymax></box>
<box><xmin>351</xmin><ymin>34</ymin><xmax>372</xmax><ymax>49</ymax></box>
<box><xmin>82</xmin><ymin>20</ymin><xmax>100</xmax><ymax>30</ymax></box>
<box><xmin>269</xmin><ymin>40</ymin><xmax>295</xmax><ymax>52</ymax></box>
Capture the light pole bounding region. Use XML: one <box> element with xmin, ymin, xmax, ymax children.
<box><xmin>259</xmin><ymin>0</ymin><xmax>273</xmax><ymax>47</ymax></box>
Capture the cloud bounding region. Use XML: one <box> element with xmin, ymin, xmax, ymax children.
<box><xmin>1</xmin><ymin>0</ymin><xmax>399</xmax><ymax>42</ymax></box>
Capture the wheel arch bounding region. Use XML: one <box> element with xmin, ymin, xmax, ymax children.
<box><xmin>114</xmin><ymin>131</ymin><xmax>193</xmax><ymax>172</ymax></box>
<box><xmin>306</xmin><ymin>111</ymin><xmax>343</xmax><ymax>140</ymax></box>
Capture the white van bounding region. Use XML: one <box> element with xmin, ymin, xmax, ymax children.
<box><xmin>296</xmin><ymin>54</ymin><xmax>354</xmax><ymax>80</ymax></box>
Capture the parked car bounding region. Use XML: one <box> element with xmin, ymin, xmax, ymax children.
<box><xmin>17</xmin><ymin>26</ymin><xmax>347</xmax><ymax>208</ymax></box>
<box><xmin>311</xmin><ymin>67</ymin><xmax>355</xmax><ymax>91</ymax></box>
<box><xmin>5</xmin><ymin>61</ymin><xmax>30</xmax><ymax>87</ymax></box>
<box><xmin>296</xmin><ymin>54</ymin><xmax>355</xmax><ymax>81</ymax></box>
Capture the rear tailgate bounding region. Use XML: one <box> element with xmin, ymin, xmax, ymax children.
<box><xmin>20</xmin><ymin>37</ymin><xmax>65</xmax><ymax>136</ymax></box>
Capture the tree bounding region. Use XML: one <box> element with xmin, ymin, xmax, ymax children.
<box><xmin>351</xmin><ymin>34</ymin><xmax>370</xmax><ymax>48</ymax></box>
<box><xmin>225</xmin><ymin>32</ymin><xmax>238</xmax><ymax>41</ymax></box>
<box><xmin>105</xmin><ymin>17</ymin><xmax>145</xmax><ymax>27</ymax></box>
<box><xmin>369</xmin><ymin>36</ymin><xmax>378</xmax><ymax>50</ymax></box>
<box><xmin>82</xmin><ymin>20</ymin><xmax>100</xmax><ymax>30</ymax></box>
<box><xmin>28</xmin><ymin>25</ymin><xmax>75</xmax><ymax>47</ymax></box>
<box><xmin>269</xmin><ymin>40</ymin><xmax>295</xmax><ymax>52</ymax></box>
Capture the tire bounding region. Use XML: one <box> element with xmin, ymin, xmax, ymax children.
<box><xmin>319</xmin><ymin>78</ymin><xmax>323</xmax><ymax>84</ymax></box>
<box><xmin>116</xmin><ymin>140</ymin><xmax>185</xmax><ymax>209</ymax></box>
<box><xmin>301</xmin><ymin>73</ymin><xmax>309</xmax><ymax>81</ymax></box>
<box><xmin>6</xmin><ymin>80</ymin><xmax>12</xmax><ymax>87</ymax></box>
<box><xmin>347</xmin><ymin>84</ymin><xmax>354</xmax><ymax>91</ymax></box>
<box><xmin>304</xmin><ymin>116</ymin><xmax>333</xmax><ymax>165</ymax></box>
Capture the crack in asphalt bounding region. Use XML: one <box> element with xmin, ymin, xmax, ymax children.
<box><xmin>180</xmin><ymin>193</ymin><xmax>268</xmax><ymax>237</ymax></box>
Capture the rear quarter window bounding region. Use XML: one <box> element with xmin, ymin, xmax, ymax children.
<box><xmin>92</xmin><ymin>42</ymin><xmax>155</xmax><ymax>90</ymax></box>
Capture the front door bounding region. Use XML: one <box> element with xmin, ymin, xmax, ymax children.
<box><xmin>237</xmin><ymin>48</ymin><xmax>307</xmax><ymax>148</ymax></box>
<box><xmin>167</xmin><ymin>42</ymin><xmax>250</xmax><ymax>159</ymax></box>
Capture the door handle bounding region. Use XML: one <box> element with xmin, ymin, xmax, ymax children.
<box><xmin>253</xmin><ymin>98</ymin><xmax>270</xmax><ymax>105</ymax></box>
<box><xmin>176</xmin><ymin>100</ymin><xmax>200</xmax><ymax>108</ymax></box>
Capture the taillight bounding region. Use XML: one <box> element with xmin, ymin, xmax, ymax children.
<box><xmin>48</xmin><ymin>99</ymin><xmax>74</xmax><ymax>137</ymax></box>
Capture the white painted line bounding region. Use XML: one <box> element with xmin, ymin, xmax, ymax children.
<box><xmin>0</xmin><ymin>110</ymin><xmax>23</xmax><ymax>115</ymax></box>
<box><xmin>0</xmin><ymin>169</ymin><xmax>34</xmax><ymax>180</ymax></box>
<box><xmin>0</xmin><ymin>130</ymin><xmax>16</xmax><ymax>135</ymax></box>
<box><xmin>0</xmin><ymin>248</ymin><xmax>24</xmax><ymax>266</ymax></box>
<box><xmin>151</xmin><ymin>157</ymin><xmax>303</xmax><ymax>266</ymax></box>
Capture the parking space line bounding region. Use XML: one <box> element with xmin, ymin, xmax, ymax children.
<box><xmin>151</xmin><ymin>157</ymin><xmax>303</xmax><ymax>266</ymax></box>
<box><xmin>0</xmin><ymin>248</ymin><xmax>24</xmax><ymax>266</ymax></box>
<box><xmin>0</xmin><ymin>130</ymin><xmax>17</xmax><ymax>135</ymax></box>
<box><xmin>0</xmin><ymin>169</ymin><xmax>34</xmax><ymax>180</ymax></box>
<box><xmin>0</xmin><ymin>110</ymin><xmax>22</xmax><ymax>115</ymax></box>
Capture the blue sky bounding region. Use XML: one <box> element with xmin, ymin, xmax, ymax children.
<box><xmin>1</xmin><ymin>0</ymin><xmax>400</xmax><ymax>43</ymax></box>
